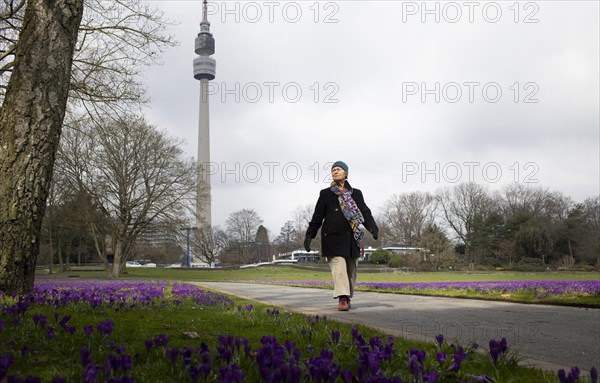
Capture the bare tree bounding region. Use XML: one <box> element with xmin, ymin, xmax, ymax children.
<box><xmin>55</xmin><ymin>115</ymin><xmax>196</xmax><ymax>276</ymax></box>
<box><xmin>381</xmin><ymin>191</ymin><xmax>437</xmax><ymax>245</ymax></box>
<box><xmin>437</xmin><ymin>183</ymin><xmax>493</xmax><ymax>264</ymax></box>
<box><xmin>1</xmin><ymin>0</ymin><xmax>177</xmax><ymax>115</ymax></box>
<box><xmin>226</xmin><ymin>209</ymin><xmax>263</xmax><ymax>261</ymax></box>
<box><xmin>275</xmin><ymin>220</ymin><xmax>297</xmax><ymax>254</ymax></box>
<box><xmin>498</xmin><ymin>184</ymin><xmax>549</xmax><ymax>219</ymax></box>
<box><xmin>292</xmin><ymin>204</ymin><xmax>313</xmax><ymax>243</ymax></box>
<box><xmin>0</xmin><ymin>0</ymin><xmax>84</xmax><ymax>293</ymax></box>
<box><xmin>226</xmin><ymin>209</ymin><xmax>263</xmax><ymax>244</ymax></box>
<box><xmin>581</xmin><ymin>196</ymin><xmax>600</xmax><ymax>267</ymax></box>
<box><xmin>192</xmin><ymin>226</ymin><xmax>228</xmax><ymax>267</ymax></box>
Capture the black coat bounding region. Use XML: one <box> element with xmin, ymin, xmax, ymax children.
<box><xmin>306</xmin><ymin>182</ymin><xmax>378</xmax><ymax>259</ymax></box>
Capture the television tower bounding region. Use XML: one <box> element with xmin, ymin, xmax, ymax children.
<box><xmin>193</xmin><ymin>0</ymin><xmax>216</xmax><ymax>227</ymax></box>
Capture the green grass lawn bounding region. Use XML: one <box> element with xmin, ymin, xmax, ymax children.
<box><xmin>5</xmin><ymin>267</ymin><xmax>595</xmax><ymax>381</ymax></box>
<box><xmin>41</xmin><ymin>266</ymin><xmax>600</xmax><ymax>307</ymax></box>
<box><xmin>44</xmin><ymin>265</ymin><xmax>600</xmax><ymax>284</ymax></box>
<box><xmin>3</xmin><ymin>280</ymin><xmax>575</xmax><ymax>382</ymax></box>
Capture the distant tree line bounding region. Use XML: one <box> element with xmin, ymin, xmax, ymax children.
<box><xmin>40</xmin><ymin>132</ymin><xmax>599</xmax><ymax>272</ymax></box>
<box><xmin>206</xmin><ymin>184</ymin><xmax>599</xmax><ymax>271</ymax></box>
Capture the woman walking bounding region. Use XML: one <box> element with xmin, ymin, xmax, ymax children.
<box><xmin>304</xmin><ymin>161</ymin><xmax>378</xmax><ymax>311</ymax></box>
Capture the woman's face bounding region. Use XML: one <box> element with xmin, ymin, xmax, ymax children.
<box><xmin>331</xmin><ymin>166</ymin><xmax>346</xmax><ymax>182</ymax></box>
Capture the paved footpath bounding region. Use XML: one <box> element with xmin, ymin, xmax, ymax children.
<box><xmin>193</xmin><ymin>282</ymin><xmax>599</xmax><ymax>372</ymax></box>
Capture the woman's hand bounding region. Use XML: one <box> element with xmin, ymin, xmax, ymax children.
<box><xmin>304</xmin><ymin>236</ymin><xmax>312</xmax><ymax>252</ymax></box>
<box><xmin>371</xmin><ymin>226</ymin><xmax>379</xmax><ymax>240</ymax></box>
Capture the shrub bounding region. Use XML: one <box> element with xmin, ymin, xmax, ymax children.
<box><xmin>370</xmin><ymin>249</ymin><xmax>391</xmax><ymax>264</ymax></box>
<box><xmin>573</xmin><ymin>264</ymin><xmax>599</xmax><ymax>272</ymax></box>
<box><xmin>515</xmin><ymin>257</ymin><xmax>547</xmax><ymax>272</ymax></box>
<box><xmin>416</xmin><ymin>261</ymin><xmax>434</xmax><ymax>272</ymax></box>
<box><xmin>387</xmin><ymin>254</ymin><xmax>406</xmax><ymax>268</ymax></box>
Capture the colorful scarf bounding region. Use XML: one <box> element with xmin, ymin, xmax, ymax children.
<box><xmin>330</xmin><ymin>182</ymin><xmax>365</xmax><ymax>247</ymax></box>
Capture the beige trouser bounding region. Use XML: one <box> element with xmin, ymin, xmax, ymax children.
<box><xmin>328</xmin><ymin>256</ymin><xmax>358</xmax><ymax>299</ymax></box>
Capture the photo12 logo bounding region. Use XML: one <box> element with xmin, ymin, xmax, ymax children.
<box><xmin>401</xmin><ymin>82</ymin><xmax>540</xmax><ymax>103</ymax></box>
<box><xmin>401</xmin><ymin>162</ymin><xmax>540</xmax><ymax>184</ymax></box>
<box><xmin>206</xmin><ymin>1</ymin><xmax>340</xmax><ymax>24</ymax></box>
<box><xmin>401</xmin><ymin>320</ymin><xmax>541</xmax><ymax>344</ymax></box>
<box><xmin>203</xmin><ymin>82</ymin><xmax>340</xmax><ymax>104</ymax></box>
<box><xmin>401</xmin><ymin>1</ymin><xmax>540</xmax><ymax>23</ymax></box>
<box><xmin>197</xmin><ymin>162</ymin><xmax>338</xmax><ymax>184</ymax></box>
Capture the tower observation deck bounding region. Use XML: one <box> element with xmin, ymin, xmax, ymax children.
<box><xmin>193</xmin><ymin>0</ymin><xmax>216</xmax><ymax>80</ymax></box>
<box><xmin>193</xmin><ymin>0</ymin><xmax>216</xmax><ymax>228</ymax></box>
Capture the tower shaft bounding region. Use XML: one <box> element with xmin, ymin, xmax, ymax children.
<box><xmin>196</xmin><ymin>79</ymin><xmax>211</xmax><ymax>226</ymax></box>
<box><xmin>193</xmin><ymin>0</ymin><xmax>216</xmax><ymax>229</ymax></box>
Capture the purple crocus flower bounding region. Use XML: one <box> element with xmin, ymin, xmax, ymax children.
<box><xmin>182</xmin><ymin>347</ymin><xmax>194</xmax><ymax>365</ymax></box>
<box><xmin>47</xmin><ymin>326</ymin><xmax>56</xmax><ymax>340</ymax></box>
<box><xmin>121</xmin><ymin>354</ymin><xmax>132</xmax><ymax>371</ymax></box>
<box><xmin>499</xmin><ymin>338</ymin><xmax>508</xmax><ymax>352</ymax></box>
<box><xmin>103</xmin><ymin>358</ymin><xmax>112</xmax><ymax>377</ymax></box>
<box><xmin>341</xmin><ymin>371</ymin><xmax>353</xmax><ymax>383</ymax></box>
<box><xmin>218</xmin><ymin>364</ymin><xmax>244</xmax><ymax>383</ymax></box>
<box><xmin>189</xmin><ymin>365</ymin><xmax>201</xmax><ymax>382</ymax></box>
<box><xmin>83</xmin><ymin>325</ymin><xmax>93</xmax><ymax>337</ymax></box>
<box><xmin>408</xmin><ymin>354</ymin><xmax>421</xmax><ymax>380</ymax></box>
<box><xmin>489</xmin><ymin>338</ymin><xmax>509</xmax><ymax>365</ymax></box>
<box><xmin>435</xmin><ymin>334</ymin><xmax>444</xmax><ymax>347</ymax></box>
<box><xmin>97</xmin><ymin>319</ymin><xmax>114</xmax><ymax>337</ymax></box>
<box><xmin>20</xmin><ymin>346</ymin><xmax>31</xmax><ymax>356</ymax></box>
<box><xmin>153</xmin><ymin>333</ymin><xmax>169</xmax><ymax>347</ymax></box>
<box><xmin>144</xmin><ymin>339</ymin><xmax>153</xmax><ymax>352</ymax></box>
<box><xmin>558</xmin><ymin>369</ymin><xmax>568</xmax><ymax>383</ymax></box>
<box><xmin>368</xmin><ymin>352</ymin><xmax>381</xmax><ymax>374</ymax></box>
<box><xmin>448</xmin><ymin>347</ymin><xmax>466</xmax><ymax>372</ymax></box>
<box><xmin>1</xmin><ymin>354</ymin><xmax>14</xmax><ymax>379</ymax></box>
<box><xmin>166</xmin><ymin>347</ymin><xmax>179</xmax><ymax>366</ymax></box>
<box><xmin>490</xmin><ymin>346</ymin><xmax>500</xmax><ymax>365</ymax></box>
<box><xmin>591</xmin><ymin>367</ymin><xmax>598</xmax><ymax>383</ymax></box>
<box><xmin>306</xmin><ymin>350</ymin><xmax>340</xmax><ymax>383</ymax></box>
<box><xmin>423</xmin><ymin>370</ymin><xmax>440</xmax><ymax>383</ymax></box>
<box><xmin>436</xmin><ymin>351</ymin><xmax>447</xmax><ymax>366</ymax></box>
<box><xmin>51</xmin><ymin>377</ymin><xmax>66</xmax><ymax>383</ymax></box>
<box><xmin>80</xmin><ymin>346</ymin><xmax>91</xmax><ymax>366</ymax></box>
<box><xmin>32</xmin><ymin>314</ymin><xmax>47</xmax><ymax>328</ymax></box>
<box><xmin>331</xmin><ymin>330</ymin><xmax>341</xmax><ymax>346</ymax></box>
<box><xmin>83</xmin><ymin>362</ymin><xmax>99</xmax><ymax>383</ymax></box>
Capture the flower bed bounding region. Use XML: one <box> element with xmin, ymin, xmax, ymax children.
<box><xmin>0</xmin><ymin>279</ymin><xmax>597</xmax><ymax>382</ymax></box>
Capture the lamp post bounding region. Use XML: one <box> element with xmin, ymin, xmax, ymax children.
<box><xmin>185</xmin><ymin>227</ymin><xmax>197</xmax><ymax>268</ymax></box>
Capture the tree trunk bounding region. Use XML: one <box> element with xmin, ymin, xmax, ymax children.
<box><xmin>0</xmin><ymin>0</ymin><xmax>84</xmax><ymax>293</ymax></box>
<box><xmin>111</xmin><ymin>238</ymin><xmax>124</xmax><ymax>277</ymax></box>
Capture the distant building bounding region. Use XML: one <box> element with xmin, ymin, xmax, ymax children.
<box><xmin>361</xmin><ymin>246</ymin><xmax>377</xmax><ymax>261</ymax></box>
<box><xmin>361</xmin><ymin>245</ymin><xmax>427</xmax><ymax>262</ymax></box>
<box><xmin>276</xmin><ymin>249</ymin><xmax>320</xmax><ymax>263</ymax></box>
<box><xmin>383</xmin><ymin>245</ymin><xmax>424</xmax><ymax>255</ymax></box>
<box><xmin>136</xmin><ymin>224</ymin><xmax>183</xmax><ymax>264</ymax></box>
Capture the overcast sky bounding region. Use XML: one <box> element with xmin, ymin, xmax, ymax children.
<box><xmin>143</xmin><ymin>1</ymin><xmax>599</xmax><ymax>238</ymax></box>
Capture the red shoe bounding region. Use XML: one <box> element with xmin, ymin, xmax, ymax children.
<box><xmin>338</xmin><ymin>296</ymin><xmax>350</xmax><ymax>311</ymax></box>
